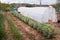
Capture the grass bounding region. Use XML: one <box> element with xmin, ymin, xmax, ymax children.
<box><xmin>7</xmin><ymin>15</ymin><xmax>22</xmax><ymax>40</ymax></box>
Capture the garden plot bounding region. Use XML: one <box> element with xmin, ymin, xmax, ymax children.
<box><xmin>12</xmin><ymin>12</ymin><xmax>60</xmax><ymax>39</ymax></box>
<box><xmin>9</xmin><ymin>13</ymin><xmax>45</xmax><ymax>40</ymax></box>
<box><xmin>0</xmin><ymin>12</ymin><xmax>59</xmax><ymax>40</ymax></box>
<box><xmin>7</xmin><ymin>15</ymin><xmax>22</xmax><ymax>40</ymax></box>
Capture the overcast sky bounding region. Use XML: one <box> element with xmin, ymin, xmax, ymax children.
<box><xmin>0</xmin><ymin>0</ymin><xmax>58</xmax><ymax>5</ymax></box>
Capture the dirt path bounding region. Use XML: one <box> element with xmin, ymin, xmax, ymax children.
<box><xmin>9</xmin><ymin>14</ymin><xmax>45</xmax><ymax>40</ymax></box>
<box><xmin>4</xmin><ymin>18</ymin><xmax>16</xmax><ymax>40</ymax></box>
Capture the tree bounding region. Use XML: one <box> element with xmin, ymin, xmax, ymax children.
<box><xmin>0</xmin><ymin>3</ymin><xmax>14</xmax><ymax>11</ymax></box>
<box><xmin>52</xmin><ymin>3</ymin><xmax>60</xmax><ymax>8</ymax></box>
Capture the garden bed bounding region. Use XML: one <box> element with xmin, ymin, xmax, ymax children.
<box><xmin>12</xmin><ymin>12</ymin><xmax>60</xmax><ymax>39</ymax></box>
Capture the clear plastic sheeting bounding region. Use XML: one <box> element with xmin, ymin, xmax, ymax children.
<box><xmin>18</xmin><ymin>6</ymin><xmax>57</xmax><ymax>23</ymax></box>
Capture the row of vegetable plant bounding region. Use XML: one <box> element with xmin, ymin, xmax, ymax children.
<box><xmin>12</xmin><ymin>12</ymin><xmax>60</xmax><ymax>39</ymax></box>
<box><xmin>0</xmin><ymin>14</ymin><xmax>6</xmax><ymax>40</ymax></box>
<box><xmin>7</xmin><ymin>15</ymin><xmax>22</xmax><ymax>40</ymax></box>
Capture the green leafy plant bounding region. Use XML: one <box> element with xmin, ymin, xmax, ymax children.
<box><xmin>7</xmin><ymin>15</ymin><xmax>22</xmax><ymax>40</ymax></box>
<box><xmin>0</xmin><ymin>14</ymin><xmax>6</xmax><ymax>40</ymax></box>
<box><xmin>12</xmin><ymin>12</ymin><xmax>60</xmax><ymax>39</ymax></box>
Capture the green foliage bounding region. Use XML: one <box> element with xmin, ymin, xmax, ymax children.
<box><xmin>26</xmin><ymin>4</ymin><xmax>33</xmax><ymax>7</ymax></box>
<box><xmin>0</xmin><ymin>14</ymin><xmax>6</xmax><ymax>40</ymax></box>
<box><xmin>12</xmin><ymin>12</ymin><xmax>60</xmax><ymax>39</ymax></box>
<box><xmin>28</xmin><ymin>19</ymin><xmax>35</xmax><ymax>27</ymax></box>
<box><xmin>7</xmin><ymin>16</ymin><xmax>22</xmax><ymax>40</ymax></box>
<box><xmin>37</xmin><ymin>24</ymin><xmax>54</xmax><ymax>38</ymax></box>
<box><xmin>0</xmin><ymin>3</ymin><xmax>14</xmax><ymax>11</ymax></box>
<box><xmin>56</xmin><ymin>7</ymin><xmax>60</xmax><ymax>12</ymax></box>
<box><xmin>52</xmin><ymin>3</ymin><xmax>60</xmax><ymax>8</ymax></box>
<box><xmin>53</xmin><ymin>27</ymin><xmax>60</xmax><ymax>35</ymax></box>
<box><xmin>56</xmin><ymin>3</ymin><xmax>60</xmax><ymax>7</ymax></box>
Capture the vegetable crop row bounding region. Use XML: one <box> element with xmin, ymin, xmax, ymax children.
<box><xmin>7</xmin><ymin>15</ymin><xmax>22</xmax><ymax>40</ymax></box>
<box><xmin>0</xmin><ymin>14</ymin><xmax>6</xmax><ymax>40</ymax></box>
<box><xmin>12</xmin><ymin>12</ymin><xmax>60</xmax><ymax>39</ymax></box>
